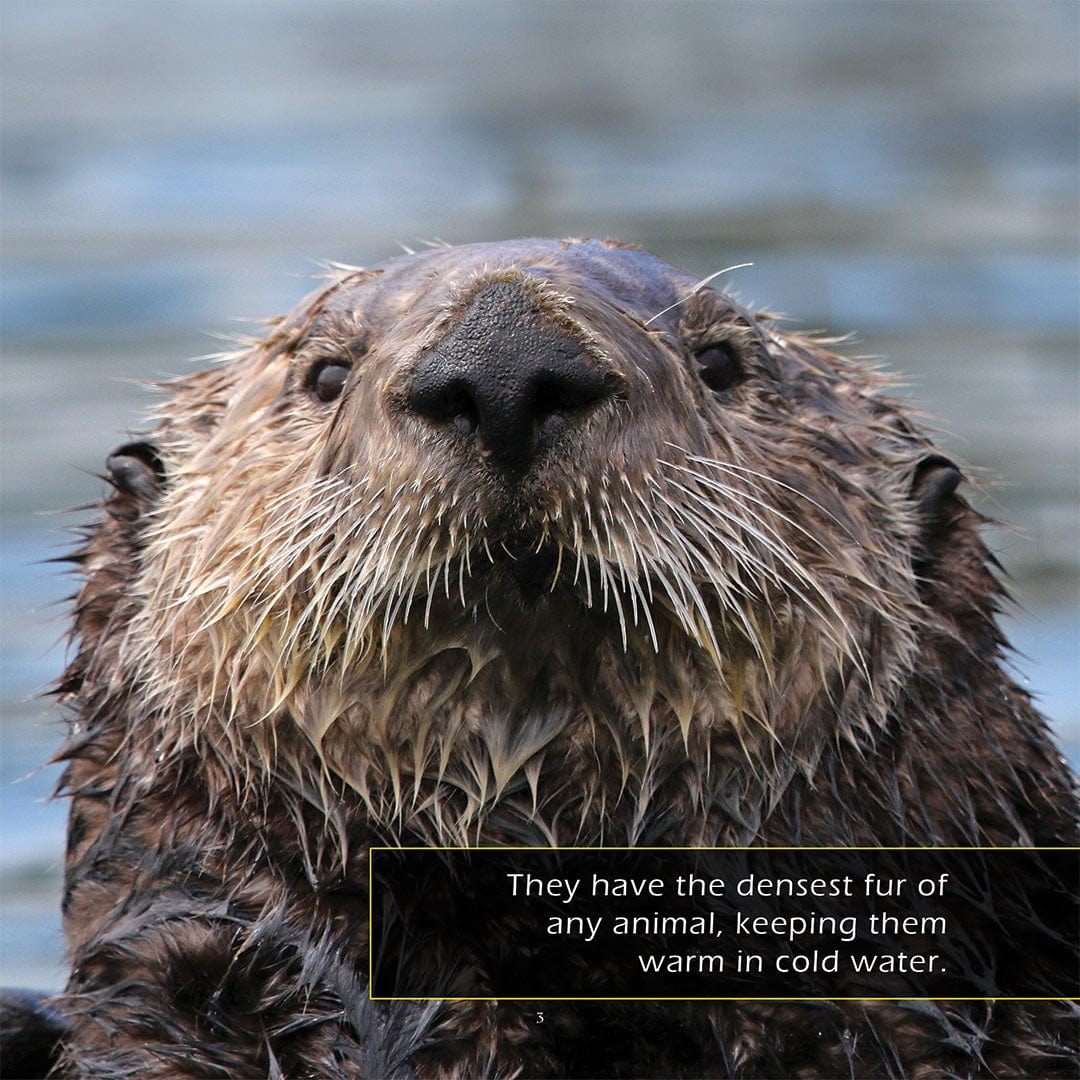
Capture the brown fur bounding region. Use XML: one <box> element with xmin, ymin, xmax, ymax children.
<box><xmin>52</xmin><ymin>239</ymin><xmax>1077</xmax><ymax>1077</ymax></box>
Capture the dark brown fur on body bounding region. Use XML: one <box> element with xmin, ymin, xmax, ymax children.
<box><xmin>52</xmin><ymin>239</ymin><xmax>1077</xmax><ymax>1078</ymax></box>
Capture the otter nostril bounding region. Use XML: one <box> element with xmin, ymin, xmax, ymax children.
<box><xmin>532</xmin><ymin>370</ymin><xmax>605</xmax><ymax>422</ymax></box>
<box><xmin>452</xmin><ymin>410</ymin><xmax>479</xmax><ymax>437</ymax></box>
<box><xmin>410</xmin><ymin>377</ymin><xmax>468</xmax><ymax>420</ymax></box>
<box><xmin>408</xmin><ymin>377</ymin><xmax>481</xmax><ymax>439</ymax></box>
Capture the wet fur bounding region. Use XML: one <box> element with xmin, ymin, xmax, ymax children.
<box><xmin>52</xmin><ymin>239</ymin><xmax>1077</xmax><ymax>1077</ymax></box>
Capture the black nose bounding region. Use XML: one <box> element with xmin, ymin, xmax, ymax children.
<box><xmin>406</xmin><ymin>282</ymin><xmax>611</xmax><ymax>472</ymax></box>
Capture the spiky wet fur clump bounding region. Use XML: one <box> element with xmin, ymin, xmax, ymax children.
<box><xmin>53</xmin><ymin>239</ymin><xmax>1077</xmax><ymax>1078</ymax></box>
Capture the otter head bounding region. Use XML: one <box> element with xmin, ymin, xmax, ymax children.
<box><xmin>103</xmin><ymin>239</ymin><xmax>958</xmax><ymax>843</ymax></box>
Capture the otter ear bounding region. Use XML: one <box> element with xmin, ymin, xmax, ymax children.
<box><xmin>106</xmin><ymin>441</ymin><xmax>165</xmax><ymax>506</ymax></box>
<box><xmin>910</xmin><ymin>453</ymin><xmax>962</xmax><ymax>567</ymax></box>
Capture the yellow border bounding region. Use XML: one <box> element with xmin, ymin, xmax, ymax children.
<box><xmin>368</xmin><ymin>845</ymin><xmax>1079</xmax><ymax>1002</ymax></box>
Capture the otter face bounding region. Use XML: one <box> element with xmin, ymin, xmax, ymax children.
<box><xmin>285</xmin><ymin>240</ymin><xmax>783</xmax><ymax>629</ymax></box>
<box><xmin>116</xmin><ymin>239</ymin><xmax>942</xmax><ymax>832</ymax></box>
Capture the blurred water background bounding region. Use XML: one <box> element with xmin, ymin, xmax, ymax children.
<box><xmin>2</xmin><ymin>0</ymin><xmax>1077</xmax><ymax>990</ymax></box>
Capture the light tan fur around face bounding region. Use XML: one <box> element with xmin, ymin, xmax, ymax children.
<box><xmin>111</xmin><ymin>240</ymin><xmax>930</xmax><ymax>846</ymax></box>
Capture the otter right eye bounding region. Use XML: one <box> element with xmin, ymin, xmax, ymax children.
<box><xmin>694</xmin><ymin>341</ymin><xmax>744</xmax><ymax>393</ymax></box>
<box><xmin>308</xmin><ymin>361</ymin><xmax>351</xmax><ymax>404</ymax></box>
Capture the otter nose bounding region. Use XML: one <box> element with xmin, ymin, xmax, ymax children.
<box><xmin>406</xmin><ymin>282</ymin><xmax>610</xmax><ymax>472</ymax></box>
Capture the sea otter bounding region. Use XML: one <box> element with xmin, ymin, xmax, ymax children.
<box><xmin>42</xmin><ymin>239</ymin><xmax>1077</xmax><ymax>1077</ymax></box>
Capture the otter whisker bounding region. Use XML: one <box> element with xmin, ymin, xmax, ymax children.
<box><xmin>660</xmin><ymin>457</ymin><xmax>823</xmax><ymax>555</ymax></box>
<box><xmin>550</xmin><ymin>542</ymin><xmax>565</xmax><ymax>593</ymax></box>
<box><xmin>422</xmin><ymin>540</ymin><xmax>440</xmax><ymax>629</ymax></box>
<box><xmin>457</xmin><ymin>546</ymin><xmax>469</xmax><ymax>608</ymax></box>
<box><xmin>643</xmin><ymin>263</ymin><xmax>753</xmax><ymax>327</ymax></box>
<box><xmin>678</xmin><ymin>452</ymin><xmax>863</xmax><ymax>542</ymax></box>
<box><xmin>651</xmin><ymin>474</ymin><xmax>861</xmax><ymax>660</ymax></box>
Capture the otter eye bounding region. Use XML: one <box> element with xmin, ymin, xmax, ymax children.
<box><xmin>308</xmin><ymin>361</ymin><xmax>351</xmax><ymax>404</ymax></box>
<box><xmin>694</xmin><ymin>342</ymin><xmax>744</xmax><ymax>393</ymax></box>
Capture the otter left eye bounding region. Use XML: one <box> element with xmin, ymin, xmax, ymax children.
<box><xmin>694</xmin><ymin>342</ymin><xmax>744</xmax><ymax>393</ymax></box>
<box><xmin>309</xmin><ymin>361</ymin><xmax>352</xmax><ymax>404</ymax></box>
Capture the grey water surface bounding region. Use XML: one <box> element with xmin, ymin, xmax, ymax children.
<box><xmin>1</xmin><ymin>1</ymin><xmax>1077</xmax><ymax>989</ymax></box>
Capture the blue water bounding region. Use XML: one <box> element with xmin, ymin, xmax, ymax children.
<box><xmin>2</xmin><ymin>0</ymin><xmax>1077</xmax><ymax>989</ymax></box>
